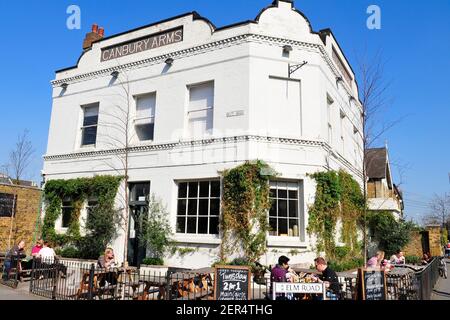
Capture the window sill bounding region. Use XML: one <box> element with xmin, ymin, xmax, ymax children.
<box><xmin>267</xmin><ymin>237</ymin><xmax>307</xmax><ymax>248</ymax></box>
<box><xmin>174</xmin><ymin>234</ymin><xmax>221</xmax><ymax>245</ymax></box>
<box><xmin>77</xmin><ymin>145</ymin><xmax>96</xmax><ymax>152</ymax></box>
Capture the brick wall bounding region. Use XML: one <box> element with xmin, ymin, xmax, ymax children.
<box><xmin>0</xmin><ymin>184</ymin><xmax>41</xmax><ymax>255</ymax></box>
<box><xmin>427</xmin><ymin>225</ymin><xmax>443</xmax><ymax>257</ymax></box>
<box><xmin>403</xmin><ymin>231</ymin><xmax>423</xmax><ymax>258</ymax></box>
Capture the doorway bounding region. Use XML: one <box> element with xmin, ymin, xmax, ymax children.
<box><xmin>127</xmin><ymin>182</ymin><xmax>150</xmax><ymax>267</ymax></box>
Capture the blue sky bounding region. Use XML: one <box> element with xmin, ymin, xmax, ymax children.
<box><xmin>0</xmin><ymin>0</ymin><xmax>448</xmax><ymax>223</ymax></box>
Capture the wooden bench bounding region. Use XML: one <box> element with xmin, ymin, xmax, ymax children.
<box><xmin>74</xmin><ymin>270</ymin><xmax>120</xmax><ymax>300</ymax></box>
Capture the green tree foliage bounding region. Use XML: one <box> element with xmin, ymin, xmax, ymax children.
<box><xmin>42</xmin><ymin>176</ymin><xmax>122</xmax><ymax>259</ymax></box>
<box><xmin>221</xmin><ymin>160</ymin><xmax>276</xmax><ymax>263</ymax></box>
<box><xmin>307</xmin><ymin>170</ymin><xmax>364</xmax><ymax>261</ymax></box>
<box><xmin>140</xmin><ymin>195</ymin><xmax>174</xmax><ymax>263</ymax></box>
<box><xmin>367</xmin><ymin>211</ymin><xmax>415</xmax><ymax>257</ymax></box>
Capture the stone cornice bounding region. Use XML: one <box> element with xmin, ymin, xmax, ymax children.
<box><xmin>51</xmin><ymin>33</ymin><xmax>358</xmax><ymax>103</ymax></box>
<box><xmin>43</xmin><ymin>135</ymin><xmax>363</xmax><ymax>178</ymax></box>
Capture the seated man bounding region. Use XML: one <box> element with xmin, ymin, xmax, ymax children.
<box><xmin>314</xmin><ymin>257</ymin><xmax>341</xmax><ymax>300</ymax></box>
<box><xmin>390</xmin><ymin>250</ymin><xmax>406</xmax><ymax>265</ymax></box>
<box><xmin>270</xmin><ymin>256</ymin><xmax>290</xmax><ymax>300</ymax></box>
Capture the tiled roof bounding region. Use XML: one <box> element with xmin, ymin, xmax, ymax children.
<box><xmin>365</xmin><ymin>148</ymin><xmax>387</xmax><ymax>179</ymax></box>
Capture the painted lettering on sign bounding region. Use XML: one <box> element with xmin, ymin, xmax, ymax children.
<box><xmin>101</xmin><ymin>27</ymin><xmax>183</xmax><ymax>62</ymax></box>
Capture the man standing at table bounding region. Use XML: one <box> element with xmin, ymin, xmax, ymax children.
<box><xmin>314</xmin><ymin>257</ymin><xmax>341</xmax><ymax>300</ymax></box>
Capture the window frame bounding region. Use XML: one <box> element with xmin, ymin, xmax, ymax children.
<box><xmin>61</xmin><ymin>199</ymin><xmax>74</xmax><ymax>229</ymax></box>
<box><xmin>134</xmin><ymin>93</ymin><xmax>157</xmax><ymax>142</ymax></box>
<box><xmin>80</xmin><ymin>103</ymin><xmax>100</xmax><ymax>147</ymax></box>
<box><xmin>186</xmin><ymin>81</ymin><xmax>215</xmax><ymax>138</ymax></box>
<box><xmin>175</xmin><ymin>179</ymin><xmax>221</xmax><ymax>236</ymax></box>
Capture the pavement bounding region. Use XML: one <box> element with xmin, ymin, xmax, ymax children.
<box><xmin>431</xmin><ymin>259</ymin><xmax>450</xmax><ymax>300</ymax></box>
<box><xmin>0</xmin><ymin>282</ymin><xmax>47</xmax><ymax>300</ymax></box>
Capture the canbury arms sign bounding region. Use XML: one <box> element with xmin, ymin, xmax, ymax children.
<box><xmin>101</xmin><ymin>27</ymin><xmax>183</xmax><ymax>62</ymax></box>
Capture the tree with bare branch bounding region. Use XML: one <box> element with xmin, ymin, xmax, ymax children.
<box><xmin>96</xmin><ymin>68</ymin><xmax>134</xmax><ymax>267</ymax></box>
<box><xmin>5</xmin><ymin>129</ymin><xmax>35</xmax><ymax>185</ymax></box>
<box><xmin>423</xmin><ymin>193</ymin><xmax>450</xmax><ymax>227</ymax></box>
<box><xmin>356</xmin><ymin>49</ymin><xmax>399</xmax><ymax>263</ymax></box>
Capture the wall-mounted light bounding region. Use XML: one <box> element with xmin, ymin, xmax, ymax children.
<box><xmin>336</xmin><ymin>76</ymin><xmax>344</xmax><ymax>86</ymax></box>
<box><xmin>60</xmin><ymin>83</ymin><xmax>68</xmax><ymax>90</ymax></box>
<box><xmin>111</xmin><ymin>71</ymin><xmax>119</xmax><ymax>78</ymax></box>
<box><xmin>349</xmin><ymin>96</ymin><xmax>356</xmax><ymax>104</ymax></box>
<box><xmin>283</xmin><ymin>45</ymin><xmax>293</xmax><ymax>55</ymax></box>
<box><xmin>165</xmin><ymin>58</ymin><xmax>174</xmax><ymax>65</ymax></box>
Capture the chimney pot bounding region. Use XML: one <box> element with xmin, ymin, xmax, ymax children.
<box><xmin>92</xmin><ymin>24</ymin><xmax>99</xmax><ymax>33</ymax></box>
<box><xmin>98</xmin><ymin>28</ymin><xmax>105</xmax><ymax>37</ymax></box>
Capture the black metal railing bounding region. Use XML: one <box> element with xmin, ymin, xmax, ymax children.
<box><xmin>415</xmin><ymin>257</ymin><xmax>440</xmax><ymax>300</ymax></box>
<box><xmin>27</xmin><ymin>258</ymin><xmax>442</xmax><ymax>300</ymax></box>
<box><xmin>1</xmin><ymin>254</ymin><xmax>20</xmax><ymax>289</ymax></box>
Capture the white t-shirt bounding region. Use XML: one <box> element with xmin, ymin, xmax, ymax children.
<box><xmin>39</xmin><ymin>247</ymin><xmax>56</xmax><ymax>263</ymax></box>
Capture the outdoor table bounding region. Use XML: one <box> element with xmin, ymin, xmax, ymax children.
<box><xmin>132</xmin><ymin>268</ymin><xmax>214</xmax><ymax>300</ymax></box>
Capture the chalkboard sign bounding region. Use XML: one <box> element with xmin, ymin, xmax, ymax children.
<box><xmin>214</xmin><ymin>266</ymin><xmax>251</xmax><ymax>300</ymax></box>
<box><xmin>0</xmin><ymin>193</ymin><xmax>15</xmax><ymax>218</ymax></box>
<box><xmin>358</xmin><ymin>268</ymin><xmax>387</xmax><ymax>300</ymax></box>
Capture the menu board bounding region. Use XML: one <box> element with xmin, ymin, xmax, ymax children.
<box><xmin>214</xmin><ymin>266</ymin><xmax>251</xmax><ymax>300</ymax></box>
<box><xmin>358</xmin><ymin>268</ymin><xmax>387</xmax><ymax>300</ymax></box>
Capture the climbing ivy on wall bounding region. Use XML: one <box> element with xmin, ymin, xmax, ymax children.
<box><xmin>307</xmin><ymin>170</ymin><xmax>364</xmax><ymax>260</ymax></box>
<box><xmin>42</xmin><ymin>175</ymin><xmax>122</xmax><ymax>259</ymax></box>
<box><xmin>220</xmin><ymin>161</ymin><xmax>276</xmax><ymax>263</ymax></box>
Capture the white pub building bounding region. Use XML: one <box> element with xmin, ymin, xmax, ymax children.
<box><xmin>43</xmin><ymin>0</ymin><xmax>364</xmax><ymax>268</ymax></box>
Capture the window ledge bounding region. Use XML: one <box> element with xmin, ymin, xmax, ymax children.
<box><xmin>267</xmin><ymin>237</ymin><xmax>308</xmax><ymax>248</ymax></box>
<box><xmin>174</xmin><ymin>234</ymin><xmax>221</xmax><ymax>245</ymax></box>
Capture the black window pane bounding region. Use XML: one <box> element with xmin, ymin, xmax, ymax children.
<box><xmin>199</xmin><ymin>182</ymin><xmax>209</xmax><ymax>197</ymax></box>
<box><xmin>289</xmin><ymin>190</ymin><xmax>298</xmax><ymax>199</ymax></box>
<box><xmin>187</xmin><ymin>218</ymin><xmax>197</xmax><ymax>234</ymax></box>
<box><xmin>178</xmin><ymin>183</ymin><xmax>188</xmax><ymax>198</ymax></box>
<box><xmin>209</xmin><ymin>217</ymin><xmax>219</xmax><ymax>235</ymax></box>
<box><xmin>198</xmin><ymin>217</ymin><xmax>208</xmax><ymax>234</ymax></box>
<box><xmin>269</xmin><ymin>202</ymin><xmax>277</xmax><ymax>217</ymax></box>
<box><xmin>188</xmin><ymin>182</ymin><xmax>198</xmax><ymax>198</ymax></box>
<box><xmin>82</xmin><ymin>127</ymin><xmax>97</xmax><ymax>146</ymax></box>
<box><xmin>62</xmin><ymin>208</ymin><xmax>71</xmax><ymax>228</ymax></box>
<box><xmin>83</xmin><ymin>115</ymin><xmax>98</xmax><ymax>127</ymax></box>
<box><xmin>187</xmin><ymin>199</ymin><xmax>197</xmax><ymax>216</ymax></box>
<box><xmin>136</xmin><ymin>123</ymin><xmax>154</xmax><ymax>141</ymax></box>
<box><xmin>199</xmin><ymin>199</ymin><xmax>209</xmax><ymax>216</ymax></box>
<box><xmin>130</xmin><ymin>183</ymin><xmax>149</xmax><ymax>202</ymax></box>
<box><xmin>177</xmin><ymin>199</ymin><xmax>187</xmax><ymax>216</ymax></box>
<box><xmin>270</xmin><ymin>189</ymin><xmax>277</xmax><ymax>198</ymax></box>
<box><xmin>210</xmin><ymin>199</ymin><xmax>220</xmax><ymax>215</ymax></box>
<box><xmin>177</xmin><ymin>217</ymin><xmax>186</xmax><ymax>233</ymax></box>
<box><xmin>210</xmin><ymin>181</ymin><xmax>220</xmax><ymax>197</ymax></box>
<box><xmin>289</xmin><ymin>200</ymin><xmax>298</xmax><ymax>217</ymax></box>
<box><xmin>278</xmin><ymin>189</ymin><xmax>287</xmax><ymax>199</ymax></box>
<box><xmin>269</xmin><ymin>218</ymin><xmax>277</xmax><ymax>236</ymax></box>
<box><xmin>278</xmin><ymin>200</ymin><xmax>287</xmax><ymax>217</ymax></box>
<box><xmin>278</xmin><ymin>219</ymin><xmax>288</xmax><ymax>236</ymax></box>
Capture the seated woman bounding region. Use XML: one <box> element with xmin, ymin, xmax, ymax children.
<box><xmin>367</xmin><ymin>251</ymin><xmax>385</xmax><ymax>269</ymax></box>
<box><xmin>97</xmin><ymin>248</ymin><xmax>118</xmax><ymax>288</ymax></box>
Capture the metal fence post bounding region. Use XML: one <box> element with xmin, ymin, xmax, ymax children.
<box><xmin>88</xmin><ymin>263</ymin><xmax>95</xmax><ymax>300</ymax></box>
<box><xmin>165</xmin><ymin>272</ymin><xmax>171</xmax><ymax>301</ymax></box>
<box><xmin>29</xmin><ymin>258</ymin><xmax>34</xmax><ymax>294</ymax></box>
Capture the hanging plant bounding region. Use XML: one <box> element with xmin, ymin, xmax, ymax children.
<box><xmin>307</xmin><ymin>170</ymin><xmax>364</xmax><ymax>260</ymax></box>
<box><xmin>42</xmin><ymin>175</ymin><xmax>122</xmax><ymax>259</ymax></box>
<box><xmin>220</xmin><ymin>160</ymin><xmax>277</xmax><ymax>264</ymax></box>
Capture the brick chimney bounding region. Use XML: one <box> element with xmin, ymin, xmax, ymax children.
<box><xmin>83</xmin><ymin>24</ymin><xmax>104</xmax><ymax>50</ymax></box>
